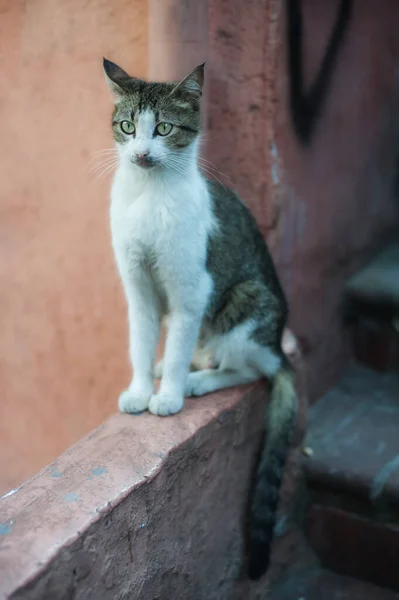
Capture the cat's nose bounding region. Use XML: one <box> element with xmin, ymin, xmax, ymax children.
<box><xmin>133</xmin><ymin>151</ymin><xmax>155</xmax><ymax>168</ymax></box>
<box><xmin>136</xmin><ymin>151</ymin><xmax>150</xmax><ymax>160</ymax></box>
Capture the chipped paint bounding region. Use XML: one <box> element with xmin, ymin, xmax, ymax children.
<box><xmin>91</xmin><ymin>466</ymin><xmax>108</xmax><ymax>477</ymax></box>
<box><xmin>63</xmin><ymin>492</ymin><xmax>80</xmax><ymax>503</ymax></box>
<box><xmin>50</xmin><ymin>466</ymin><xmax>63</xmax><ymax>478</ymax></box>
<box><xmin>0</xmin><ymin>521</ymin><xmax>13</xmax><ymax>535</ymax></box>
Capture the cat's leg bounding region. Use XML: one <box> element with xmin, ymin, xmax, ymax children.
<box><xmin>149</xmin><ymin>276</ymin><xmax>211</xmax><ymax>416</ymax></box>
<box><xmin>184</xmin><ymin>319</ymin><xmax>282</xmax><ymax>397</ymax></box>
<box><xmin>185</xmin><ymin>367</ymin><xmax>259</xmax><ymax>397</ymax></box>
<box><xmin>149</xmin><ymin>308</ymin><xmax>204</xmax><ymax>415</ymax></box>
<box><xmin>183</xmin><ymin>345</ymin><xmax>281</xmax><ymax>397</ymax></box>
<box><xmin>119</xmin><ymin>271</ymin><xmax>161</xmax><ymax>414</ymax></box>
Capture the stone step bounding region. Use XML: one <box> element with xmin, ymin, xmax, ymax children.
<box><xmin>344</xmin><ymin>241</ymin><xmax>399</xmax><ymax>371</ymax></box>
<box><xmin>301</xmin><ymin>364</ymin><xmax>399</xmax><ymax>590</ymax></box>
<box><xmin>345</xmin><ymin>241</ymin><xmax>399</xmax><ymax>320</ymax></box>
<box><xmin>271</xmin><ymin>530</ymin><xmax>399</xmax><ymax>600</ymax></box>
<box><xmin>273</xmin><ymin>565</ymin><xmax>399</xmax><ymax>600</ymax></box>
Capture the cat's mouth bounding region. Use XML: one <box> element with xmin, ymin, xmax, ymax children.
<box><xmin>131</xmin><ymin>156</ymin><xmax>158</xmax><ymax>169</ymax></box>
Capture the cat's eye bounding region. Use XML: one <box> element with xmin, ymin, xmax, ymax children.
<box><xmin>120</xmin><ymin>120</ymin><xmax>135</xmax><ymax>135</ymax></box>
<box><xmin>156</xmin><ymin>122</ymin><xmax>173</xmax><ymax>136</ymax></box>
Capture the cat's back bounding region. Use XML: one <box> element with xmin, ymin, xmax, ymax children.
<box><xmin>206</xmin><ymin>179</ymin><xmax>277</xmax><ymax>281</ymax></box>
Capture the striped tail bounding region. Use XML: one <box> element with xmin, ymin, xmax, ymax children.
<box><xmin>248</xmin><ymin>367</ymin><xmax>297</xmax><ymax>580</ymax></box>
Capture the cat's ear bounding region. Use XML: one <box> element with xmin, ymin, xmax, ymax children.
<box><xmin>103</xmin><ymin>58</ymin><xmax>136</xmax><ymax>99</ymax></box>
<box><xmin>170</xmin><ymin>63</ymin><xmax>205</xmax><ymax>99</ymax></box>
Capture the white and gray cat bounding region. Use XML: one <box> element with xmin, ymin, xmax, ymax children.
<box><xmin>103</xmin><ymin>59</ymin><xmax>297</xmax><ymax>580</ymax></box>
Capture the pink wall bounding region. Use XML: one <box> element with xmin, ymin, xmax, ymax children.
<box><xmin>2</xmin><ymin>0</ymin><xmax>399</xmax><ymax>495</ymax></box>
<box><xmin>207</xmin><ymin>0</ymin><xmax>399</xmax><ymax>400</ymax></box>
<box><xmin>0</xmin><ymin>0</ymin><xmax>148</xmax><ymax>495</ymax></box>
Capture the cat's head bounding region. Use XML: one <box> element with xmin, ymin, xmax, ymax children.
<box><xmin>103</xmin><ymin>58</ymin><xmax>204</xmax><ymax>170</ymax></box>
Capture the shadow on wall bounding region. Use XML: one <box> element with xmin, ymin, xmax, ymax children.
<box><xmin>287</xmin><ymin>0</ymin><xmax>354</xmax><ymax>145</ymax></box>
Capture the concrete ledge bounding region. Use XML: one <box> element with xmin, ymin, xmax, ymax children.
<box><xmin>0</xmin><ymin>333</ymin><xmax>306</xmax><ymax>600</ymax></box>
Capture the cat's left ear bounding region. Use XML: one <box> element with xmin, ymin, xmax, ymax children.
<box><xmin>170</xmin><ymin>63</ymin><xmax>205</xmax><ymax>99</ymax></box>
<box><xmin>103</xmin><ymin>58</ymin><xmax>137</xmax><ymax>99</ymax></box>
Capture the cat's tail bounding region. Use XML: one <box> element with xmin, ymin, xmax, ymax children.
<box><xmin>248</xmin><ymin>366</ymin><xmax>297</xmax><ymax>580</ymax></box>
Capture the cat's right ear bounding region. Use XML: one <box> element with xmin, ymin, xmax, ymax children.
<box><xmin>103</xmin><ymin>58</ymin><xmax>132</xmax><ymax>99</ymax></box>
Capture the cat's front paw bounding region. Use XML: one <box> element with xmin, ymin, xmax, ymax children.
<box><xmin>149</xmin><ymin>392</ymin><xmax>184</xmax><ymax>416</ymax></box>
<box><xmin>118</xmin><ymin>387</ymin><xmax>152</xmax><ymax>414</ymax></box>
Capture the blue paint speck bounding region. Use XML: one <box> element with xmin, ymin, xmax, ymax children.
<box><xmin>0</xmin><ymin>522</ymin><xmax>13</xmax><ymax>535</ymax></box>
<box><xmin>91</xmin><ymin>466</ymin><xmax>108</xmax><ymax>477</ymax></box>
<box><xmin>63</xmin><ymin>492</ymin><xmax>80</xmax><ymax>503</ymax></box>
<box><xmin>50</xmin><ymin>466</ymin><xmax>63</xmax><ymax>478</ymax></box>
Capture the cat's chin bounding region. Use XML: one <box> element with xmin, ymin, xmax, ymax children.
<box><xmin>130</xmin><ymin>158</ymin><xmax>159</xmax><ymax>170</ymax></box>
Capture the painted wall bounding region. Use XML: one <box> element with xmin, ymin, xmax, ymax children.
<box><xmin>2</xmin><ymin>0</ymin><xmax>399</xmax><ymax>495</ymax></box>
<box><xmin>207</xmin><ymin>0</ymin><xmax>399</xmax><ymax>400</ymax></box>
<box><xmin>0</xmin><ymin>0</ymin><xmax>147</xmax><ymax>495</ymax></box>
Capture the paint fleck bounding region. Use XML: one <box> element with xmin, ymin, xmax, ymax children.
<box><xmin>0</xmin><ymin>521</ymin><xmax>13</xmax><ymax>535</ymax></box>
<box><xmin>91</xmin><ymin>466</ymin><xmax>108</xmax><ymax>477</ymax></box>
<box><xmin>63</xmin><ymin>492</ymin><xmax>80</xmax><ymax>503</ymax></box>
<box><xmin>50</xmin><ymin>467</ymin><xmax>63</xmax><ymax>478</ymax></box>
<box><xmin>140</xmin><ymin>522</ymin><xmax>146</xmax><ymax>529</ymax></box>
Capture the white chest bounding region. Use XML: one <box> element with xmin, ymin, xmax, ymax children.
<box><xmin>110</xmin><ymin>166</ymin><xmax>215</xmax><ymax>289</ymax></box>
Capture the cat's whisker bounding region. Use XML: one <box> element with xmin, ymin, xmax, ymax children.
<box><xmin>167</xmin><ymin>153</ymin><xmax>230</xmax><ymax>188</ymax></box>
<box><xmin>88</xmin><ymin>150</ymin><xmax>119</xmax><ymax>172</ymax></box>
<box><xmin>198</xmin><ymin>156</ymin><xmax>231</xmax><ymax>174</ymax></box>
<box><xmin>88</xmin><ymin>156</ymin><xmax>120</xmax><ymax>175</ymax></box>
<box><xmin>165</xmin><ymin>161</ymin><xmax>192</xmax><ymax>181</ymax></box>
<box><xmin>90</xmin><ymin>148</ymin><xmax>118</xmax><ymax>158</ymax></box>
<box><xmin>198</xmin><ymin>166</ymin><xmax>228</xmax><ymax>192</ymax></box>
<box><xmin>89</xmin><ymin>159</ymin><xmax>120</xmax><ymax>182</ymax></box>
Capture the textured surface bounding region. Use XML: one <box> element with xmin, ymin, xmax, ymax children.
<box><xmin>270</xmin><ymin>525</ymin><xmax>399</xmax><ymax>600</ymax></box>
<box><xmin>272</xmin><ymin>0</ymin><xmax>399</xmax><ymax>402</ymax></box>
<box><xmin>306</xmin><ymin>505</ymin><xmax>399</xmax><ymax>590</ymax></box>
<box><xmin>303</xmin><ymin>364</ymin><xmax>399</xmax><ymax>503</ymax></box>
<box><xmin>207</xmin><ymin>0</ymin><xmax>399</xmax><ymax>404</ymax></box>
<box><xmin>302</xmin><ymin>364</ymin><xmax>399</xmax><ymax>590</ymax></box>
<box><xmin>2</xmin><ymin>0</ymin><xmax>399</xmax><ymax>497</ymax></box>
<box><xmin>0</xmin><ymin>343</ymin><xmax>307</xmax><ymax>600</ymax></box>
<box><xmin>274</xmin><ymin>566</ymin><xmax>399</xmax><ymax>600</ymax></box>
<box><xmin>270</xmin><ymin>527</ymin><xmax>399</xmax><ymax>600</ymax></box>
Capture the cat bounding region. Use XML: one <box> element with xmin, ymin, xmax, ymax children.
<box><xmin>103</xmin><ymin>58</ymin><xmax>297</xmax><ymax>580</ymax></box>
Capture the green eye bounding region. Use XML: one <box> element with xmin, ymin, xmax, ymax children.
<box><xmin>156</xmin><ymin>122</ymin><xmax>173</xmax><ymax>136</ymax></box>
<box><xmin>120</xmin><ymin>120</ymin><xmax>135</xmax><ymax>135</ymax></box>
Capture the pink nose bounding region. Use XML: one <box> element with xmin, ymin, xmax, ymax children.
<box><xmin>136</xmin><ymin>151</ymin><xmax>150</xmax><ymax>160</ymax></box>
